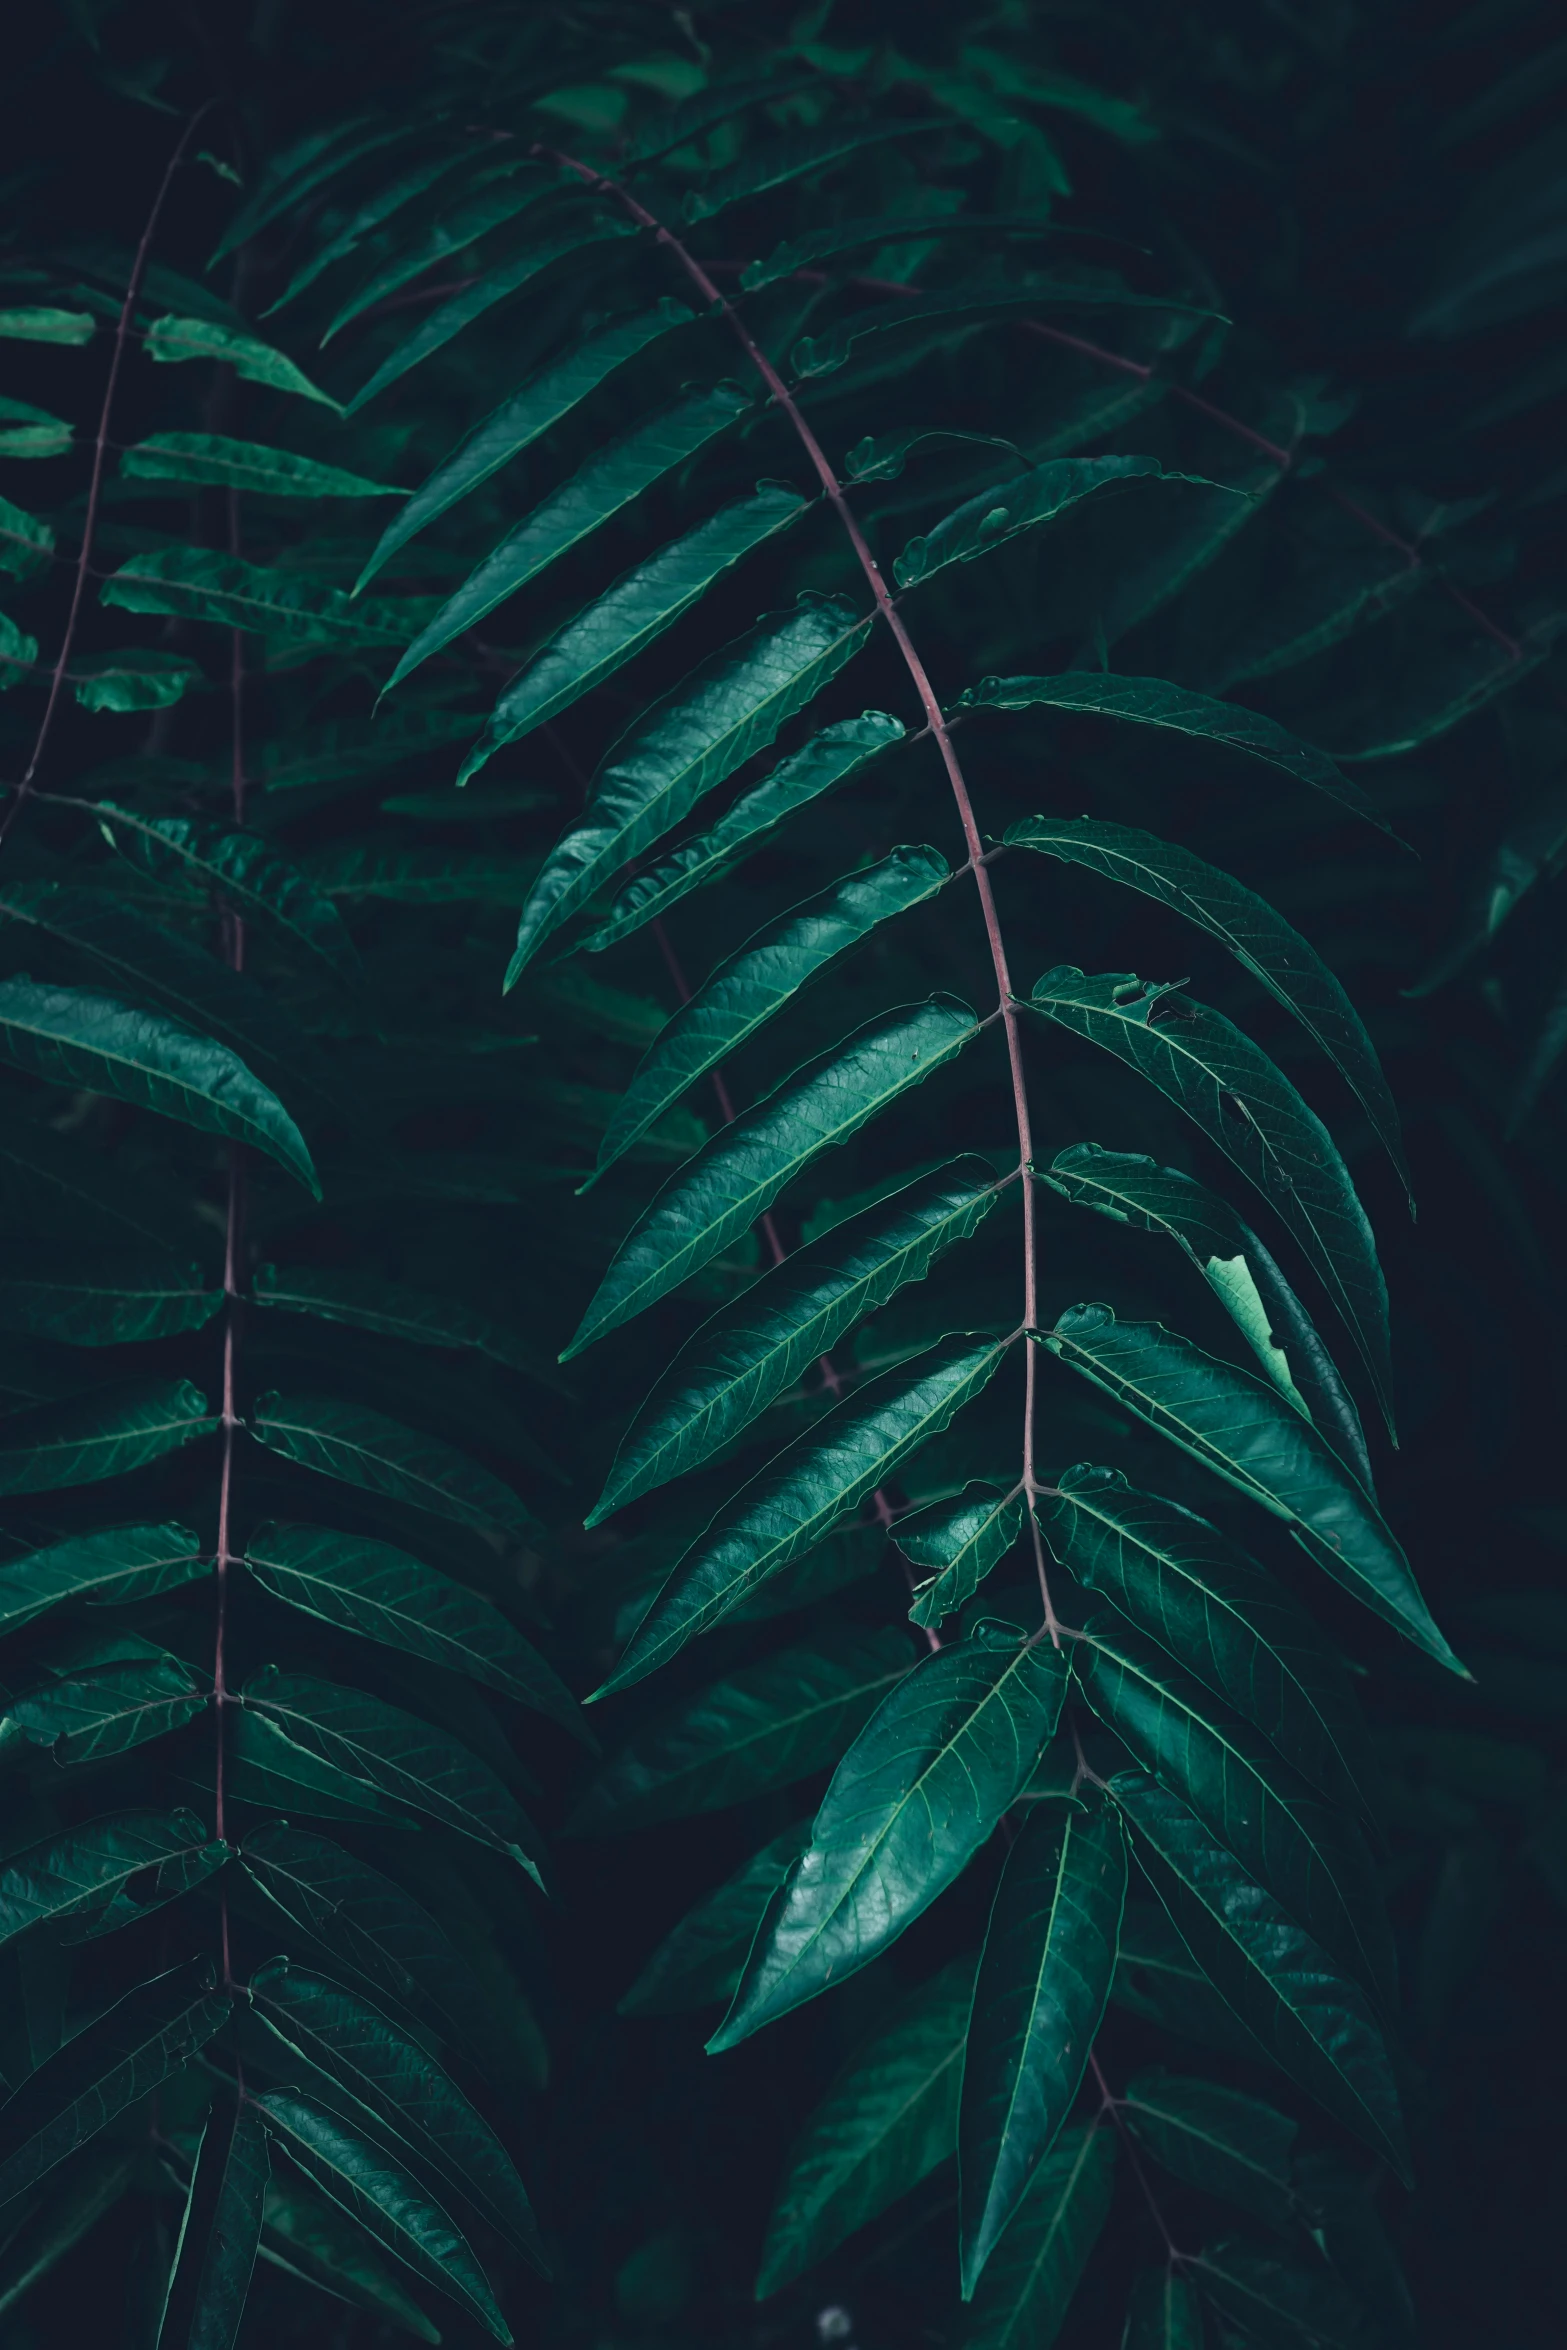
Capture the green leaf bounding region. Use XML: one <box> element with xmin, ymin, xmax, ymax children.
<box><xmin>0</xmin><ymin>979</ymin><xmax>319</xmax><ymax>1196</ymax></box>
<box><xmin>120</xmin><ymin>434</ymin><xmax>405</xmax><ymax>498</ymax></box>
<box><xmin>601</xmin><ymin>1336</ymin><xmax>1008</xmax><ymax>1692</ymax></box>
<box><xmin>896</xmin><ymin>456</ymin><xmax>1178</xmax><ymax>586</ymax></box>
<box><xmin>0</xmin><ymin>398</ymin><xmax>72</xmax><ymax>460</ymax></box>
<box><xmin>712</xmin><ymin>1622</ymin><xmax>1068</xmax><ymax>2047</ymax></box>
<box><xmin>755</xmin><ymin>1954</ymin><xmax>976</xmax><ymax>2297</ymax></box>
<box><xmin>1040</xmin><ymin>1465</ymin><xmax>1374</xmax><ymax>1819</ymax></box>
<box><xmin>1112</xmin><ymin>1898</ymin><xmax>1272</xmax><ymax>2065</ymax></box>
<box><xmin>255</xmin><ymin>2092</ymin><xmax>511</xmax><ymax>2344</ymax></box>
<box><xmin>253</xmin><ymin>1264</ymin><xmax>562</xmax><ymax>1390</ymax></box>
<box><xmin>0</xmin><ymin>2148</ymin><xmax>135</xmax><ymax>2319</ymax></box>
<box><xmin>1110</xmin><ymin>1769</ymin><xmax>1409</xmax><ymax>2177</ymax></box>
<box><xmin>303</xmin><ymin>845</ymin><xmax>538</xmax><ymax>903</ymax></box>
<box><xmin>101</xmin><ymin>549</ymin><xmax>416</xmax><ymax>648</ymax></box>
<box><xmin>900</xmin><ymin>1481</ymin><xmax>1027</xmax><ymax>1630</ymax></box>
<box><xmin>741</xmin><ymin>211</ymin><xmax>1063</xmax><ymax>290</ymax></box>
<box><xmin>384</xmin><ymin>384</ymin><xmax>749</xmax><ymax>693</ymax></box>
<box><xmin>1194</xmin><ymin>2236</ymin><xmax>1378</xmax><ymax>2349</ymax></box>
<box><xmin>1043</xmin><ymin>1147</ymin><xmax>1372</xmax><ymax>1484</ymax></box>
<box><xmin>241</xmin><ymin>1668</ymin><xmax>546</xmax><ymax>1883</ymax></box>
<box><xmin>572</xmin><ymin>1627</ymin><xmax>911</xmax><ymax>1831</ymax></box>
<box><xmin>156</xmin><ymin>2093</ymin><xmax>270</xmax><ymax>2350</ymax></box>
<box><xmin>846</xmin><ymin>425</ymin><xmax>1026</xmax><ymax>484</ymax></box>
<box><xmin>964</xmin><ymin>2124</ymin><xmax>1116</xmax><ymax>2350</ymax></box>
<box><xmin>1011</xmin><ymin>819</ymin><xmax>1409</xmax><ymax>1201</ymax></box>
<box><xmin>210</xmin><ymin>119</ymin><xmax>416</xmax><ymax>261</ymax></box>
<box><xmin>226</xmin><ymin>1709</ymin><xmax>406</xmax><ymax>1825</ymax></box>
<box><xmin>0</xmin><ymin>494</ymin><xmax>54</xmax><ymax>580</ymax></box>
<box><xmin>319</xmin><ymin>165</ymin><xmax>572</xmax><ymax>340</ymax></box>
<box><xmin>0</xmin><ymin>1383</ymin><xmax>214</xmax><ymax>1496</ymax></box>
<box><xmin>143</xmin><ymin>315</ymin><xmax>342</xmax><ymax>408</ymax></box>
<box><xmin>0</xmin><ymin>1524</ymin><xmax>205</xmax><ymax>1631</ymax></box>
<box><xmin>355</xmin><ymin>301</ymin><xmax>693</xmax><ymax>589</ymax></box>
<box><xmin>509</xmin><ymin>602</ymin><xmax>868</xmax><ymax>979</ymax></box>
<box><xmin>464</xmin><ymin>487</ymin><xmax>818</xmax><ymax>793</ymax></box>
<box><xmin>619</xmin><ymin>1821</ymin><xmax>809</xmax><ymax>2015</ymax></box>
<box><xmin>592</xmin><ymin>1159</ymin><xmax>1001</xmax><ymax>1521</ymax></box>
<box><xmin>71</xmin><ymin>650</ymin><xmax>203</xmax><ymax>713</ymax></box>
<box><xmin>249</xmin><ymin>1960</ymin><xmax>541</xmax><ymax>2263</ymax></box>
<box><xmin>1214</xmin><ymin>545</ymin><xmax>1426</xmax><ymax>689</ymax></box>
<box><xmin>13</xmin><ymin>1655</ymin><xmax>209</xmax><ymax>1763</ymax></box>
<box><xmin>794</xmin><ymin>284</ymin><xmax>1217</xmax><ymax>381</ymax></box>
<box><xmin>684</xmin><ymin>115</ymin><xmax>948</xmax><ymax>221</ymax></box>
<box><xmin>960</xmin><ymin>675</ymin><xmax>1388</xmax><ymax>832</ymax></box>
<box><xmin>263</xmin><ymin>143</ymin><xmax>474</xmax><ymax>311</ymax></box>
<box><xmin>250</xmin><ymin>1391</ymin><xmax>537</xmax><ymax>1540</ymax></box>
<box><xmin>97</xmin><ymin>804</ymin><xmax>359</xmax><ymax>987</ymax></box>
<box><xmin>1122</xmin><ymin>2266</ymin><xmax>1207</xmax><ymax>2350</ymax></box>
<box><xmin>0</xmin><ymin>1960</ymin><xmax>228</xmax><ymax>2205</ymax></box>
<box><xmin>579</xmin><ymin>712</ymin><xmax>905</xmax><ymax>953</ymax></box>
<box><xmin>1122</xmin><ymin>2069</ymin><xmax>1296</xmax><ymax>2231</ymax></box>
<box><xmin>960</xmin><ymin>1797</ymin><xmax>1127</xmax><ymax>2294</ymax></box>
<box><xmin>0</xmin><ymin>306</ymin><xmax>95</xmax><ymax>344</ymax></box>
<box><xmin>0</xmin><ymin>609</ymin><xmax>39</xmax><ymax>678</ymax></box>
<box><xmin>1407</xmin><ymin>771</ymin><xmax>1567</xmax><ymax>997</ymax></box>
<box><xmin>1029</xmin><ymin>972</ymin><xmax>1392</xmax><ymax>1430</ymax></box>
<box><xmin>63</xmin><ymin>1836</ymin><xmax>229</xmax><ymax>1947</ymax></box>
<box><xmin>566</xmin><ymin>1000</ymin><xmax>981</xmax><ymax>1359</ymax></box>
<box><xmin>0</xmin><ymin>1250</ymin><xmax>219</xmax><ymax>1345</ymax></box>
<box><xmin>1041</xmin><ymin>1307</ymin><xmax>1462</xmax><ymax>1673</ymax></box>
<box><xmin>243</xmin><ymin>1522</ymin><xmax>587</xmax><ymax>1737</ymax></box>
<box><xmin>257</xmin><ymin>2162</ymin><xmax>440</xmax><ymax>2341</ymax></box>
<box><xmin>0</xmin><ymin>1812</ymin><xmax>222</xmax><ymax>1949</ymax></box>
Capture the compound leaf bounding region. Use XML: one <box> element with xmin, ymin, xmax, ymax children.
<box><xmin>249</xmin><ymin>1391</ymin><xmax>537</xmax><ymax>1540</ymax></box>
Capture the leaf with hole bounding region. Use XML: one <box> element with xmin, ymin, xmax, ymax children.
<box><xmin>619</xmin><ymin>1821</ymin><xmax>810</xmax><ymax>2015</ymax></box>
<box><xmin>1122</xmin><ymin>2068</ymin><xmax>1297</xmax><ymax>2232</ymax></box>
<box><xmin>249</xmin><ymin>1390</ymin><xmax>537</xmax><ymax>1540</ymax></box>
<box><xmin>120</xmin><ymin>434</ymin><xmax>405</xmax><ymax>498</ymax></box>
<box><xmin>156</xmin><ymin>2093</ymin><xmax>270</xmax><ymax>2350</ymax></box>
<box><xmin>965</xmin><ymin>2123</ymin><xmax>1116</xmax><ymax>2348</ymax></box>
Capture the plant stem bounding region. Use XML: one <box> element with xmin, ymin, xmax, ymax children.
<box><xmin>1089</xmin><ymin>2051</ymin><xmax>1183</xmax><ymax>2260</ymax></box>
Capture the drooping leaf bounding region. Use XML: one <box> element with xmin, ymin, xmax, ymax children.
<box><xmin>755</xmin><ymin>1954</ymin><xmax>976</xmax><ymax>2297</ymax></box>
<box><xmin>0</xmin><ymin>1384</ymin><xmax>214</xmax><ymax>1497</ymax></box>
<box><xmin>0</xmin><ymin>306</ymin><xmax>95</xmax><ymax>344</ymax></box>
<box><xmin>1122</xmin><ymin>2265</ymin><xmax>1207</xmax><ymax>2350</ymax></box>
<box><xmin>684</xmin><ymin>115</ymin><xmax>949</xmax><ymax>222</ymax></box>
<box><xmin>263</xmin><ymin>142</ymin><xmax>473</xmax><ymax>311</ymax></box>
<box><xmin>572</xmin><ymin>1626</ymin><xmax>911</xmax><ymax>1831</ymax></box>
<box><xmin>1194</xmin><ymin>2236</ymin><xmax>1379</xmax><ymax>2349</ymax></box>
<box><xmin>0</xmin><ymin>1812</ymin><xmax>223</xmax><ymax>1949</ymax></box>
<box><xmin>896</xmin><ymin>455</ymin><xmax>1177</xmax><ymax>586</ymax></box>
<box><xmin>249</xmin><ymin>1391</ymin><xmax>537</xmax><ymax>1540</ymax></box>
<box><xmin>741</xmin><ymin>210</ymin><xmax>1064</xmax><ymax>290</ymax></box>
<box><xmin>0</xmin><ymin>495</ymin><xmax>55</xmax><ymax>579</ymax></box>
<box><xmin>253</xmin><ymin>1264</ymin><xmax>562</xmax><ymax>1390</ymax></box>
<box><xmin>71</xmin><ymin>649</ymin><xmax>204</xmax><ymax>713</ymax></box>
<box><xmin>506</xmin><ymin>592</ymin><xmax>869</xmax><ymax>974</ymax></box>
<box><xmin>601</xmin><ymin>1337</ymin><xmax>1008</xmax><ymax>1692</ymax></box>
<box><xmin>1029</xmin><ymin>969</ymin><xmax>1393</xmax><ymax>1427</ymax></box>
<box><xmin>0</xmin><ymin>399</ymin><xmax>72</xmax><ymax>460</ymax></box>
<box><xmin>120</xmin><ymin>433</ymin><xmax>405</xmax><ymax>498</ymax></box>
<box><xmin>619</xmin><ymin>1821</ymin><xmax>810</xmax><ymax>2016</ymax></box>
<box><xmin>12</xmin><ymin>1655</ymin><xmax>210</xmax><ymax>1763</ymax></box>
<box><xmin>1041</xmin><ymin>1307</ymin><xmax>1462</xmax><ymax>1673</ymax></box>
<box><xmin>257</xmin><ymin>2160</ymin><xmax>440</xmax><ymax>2340</ymax></box>
<box><xmin>0</xmin><ymin>1250</ymin><xmax>219</xmax><ymax>1345</ymax></box>
<box><xmin>0</xmin><ymin>1961</ymin><xmax>228</xmax><ymax>2205</ymax></box>
<box><xmin>1214</xmin><ymin>545</ymin><xmax>1426</xmax><ymax>689</ymax></box>
<box><xmin>1122</xmin><ymin>2069</ymin><xmax>1297</xmax><ymax>2231</ymax></box>
<box><xmin>101</xmin><ymin>549</ymin><xmax>416</xmax><ymax>648</ymax></box>
<box><xmin>959</xmin><ymin>674</ymin><xmax>1388</xmax><ymax>831</ymax></box>
<box><xmin>0</xmin><ymin>1524</ymin><xmax>205</xmax><ymax>1631</ymax></box>
<box><xmin>304</xmin><ymin>845</ymin><xmax>540</xmax><ymax>903</ymax></box>
<box><xmin>225</xmin><ymin>1710</ymin><xmax>405</xmax><ymax>1825</ymax></box>
<box><xmin>1040</xmin><ymin>1465</ymin><xmax>1374</xmax><ymax>1818</ymax></box>
<box><xmin>254</xmin><ymin>2093</ymin><xmax>512</xmax><ymax>2344</ymax></box>
<box><xmin>579</xmin><ymin>711</ymin><xmax>905</xmax><ymax>953</ymax></box>
<box><xmin>240</xmin><ymin>1669</ymin><xmax>546</xmax><ymax>1884</ymax></box>
<box><xmin>1110</xmin><ymin>1770</ymin><xmax>1409</xmax><ymax>2177</ymax></box>
<box><xmin>464</xmin><ymin>488</ymin><xmax>819</xmax><ymax>792</ymax></box>
<box><xmin>0</xmin><ymin>2148</ymin><xmax>135</xmax><ymax>2319</ymax></box>
<box><xmin>210</xmin><ymin>119</ymin><xmax>416</xmax><ymax>260</ymax></box>
<box><xmin>1011</xmin><ymin>819</ymin><xmax>1409</xmax><ymax>1199</ymax></box>
<box><xmin>1112</xmin><ymin>1898</ymin><xmax>1273</xmax><ymax>2065</ymax></box>
<box><xmin>0</xmin><ymin>980</ymin><xmax>319</xmax><ymax>1195</ymax></box>
<box><xmin>592</xmin><ymin>1159</ymin><xmax>1001</xmax><ymax>1521</ymax></box>
<box><xmin>143</xmin><ymin>315</ymin><xmax>342</xmax><ymax>408</ymax></box>
<box><xmin>964</xmin><ymin>2124</ymin><xmax>1116</xmax><ymax>2350</ymax></box>
<box><xmin>712</xmin><ymin>1622</ymin><xmax>1069</xmax><ymax>2047</ymax></box>
<box><xmin>318</xmin><ymin>164</ymin><xmax>572</xmax><ymax>339</ymax></box>
<box><xmin>794</xmin><ymin>283</ymin><xmax>1213</xmax><ymax>379</ymax></box>
<box><xmin>156</xmin><ymin>2093</ymin><xmax>270</xmax><ymax>2350</ymax></box>
<box><xmin>243</xmin><ymin>1522</ymin><xmax>587</xmax><ymax>1737</ymax></box>
<box><xmin>566</xmin><ymin>1000</ymin><xmax>981</xmax><ymax>1359</ymax></box>
<box><xmin>899</xmin><ymin>1481</ymin><xmax>1027</xmax><ymax>1630</ymax></box>
<box><xmin>960</xmin><ymin>1796</ymin><xmax>1127</xmax><ymax>2294</ymax></box>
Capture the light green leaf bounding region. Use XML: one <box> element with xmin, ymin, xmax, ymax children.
<box><xmin>1122</xmin><ymin>2265</ymin><xmax>1207</xmax><ymax>2350</ymax></box>
<box><xmin>384</xmin><ymin>384</ymin><xmax>750</xmax><ymax>693</ymax></box>
<box><xmin>1041</xmin><ymin>1465</ymin><xmax>1374</xmax><ymax>1818</ymax></box>
<box><xmin>143</xmin><ymin>315</ymin><xmax>342</xmax><ymax>408</ymax></box>
<box><xmin>964</xmin><ymin>2124</ymin><xmax>1116</xmax><ymax>2350</ymax></box>
<box><xmin>120</xmin><ymin>433</ymin><xmax>405</xmax><ymax>497</ymax></box>
<box><xmin>0</xmin><ymin>1524</ymin><xmax>205</xmax><ymax>1632</ymax></box>
<box><xmin>244</xmin><ymin>1522</ymin><xmax>587</xmax><ymax>1737</ymax></box>
<box><xmin>1194</xmin><ymin>2235</ymin><xmax>1379</xmax><ymax>2348</ymax></box>
<box><xmin>0</xmin><ymin>1250</ymin><xmax>219</xmax><ymax>1345</ymax></box>
<box><xmin>1011</xmin><ymin>819</ymin><xmax>1409</xmax><ymax>1200</ymax></box>
<box><xmin>572</xmin><ymin>1627</ymin><xmax>911</xmax><ymax>1831</ymax></box>
<box><xmin>0</xmin><ymin>609</ymin><xmax>39</xmax><ymax>679</ymax></box>
<box><xmin>250</xmin><ymin>1390</ymin><xmax>537</xmax><ymax>1540</ymax></box>
<box><xmin>13</xmin><ymin>1655</ymin><xmax>209</xmax><ymax>1763</ymax></box>
<box><xmin>1122</xmin><ymin>2068</ymin><xmax>1296</xmax><ymax>2231</ymax></box>
<box><xmin>1110</xmin><ymin>1769</ymin><xmax>1409</xmax><ymax>2177</ymax></box>
<box><xmin>0</xmin><ymin>495</ymin><xmax>54</xmax><ymax>579</ymax></box>
<box><xmin>355</xmin><ymin>301</ymin><xmax>693</xmax><ymax>589</ymax></box>
<box><xmin>253</xmin><ymin>1263</ymin><xmax>562</xmax><ymax>1391</ymax></box>
<box><xmin>566</xmin><ymin>999</ymin><xmax>981</xmax><ymax>1360</ymax></box>
<box><xmin>960</xmin><ymin>1797</ymin><xmax>1127</xmax><ymax>2295</ymax></box>
<box><xmin>0</xmin><ymin>1961</ymin><xmax>228</xmax><ymax>2205</ymax></box>
<box><xmin>0</xmin><ymin>1812</ymin><xmax>222</xmax><ymax>1949</ymax></box>
<box><xmin>896</xmin><ymin>456</ymin><xmax>1175</xmax><ymax>587</ymax></box>
<box><xmin>960</xmin><ymin>674</ymin><xmax>1388</xmax><ymax>832</ymax></box>
<box><xmin>255</xmin><ymin>2092</ymin><xmax>511</xmax><ymax>2344</ymax></box>
<box><xmin>601</xmin><ymin>1336</ymin><xmax>1008</xmax><ymax>1692</ymax></box>
<box><xmin>241</xmin><ymin>1668</ymin><xmax>546</xmax><ymax>1883</ymax></box>
<box><xmin>156</xmin><ymin>2094</ymin><xmax>269</xmax><ymax>2350</ymax></box>
<box><xmin>755</xmin><ymin>1955</ymin><xmax>976</xmax><ymax>2296</ymax></box>
<box><xmin>0</xmin><ymin>2149</ymin><xmax>135</xmax><ymax>2320</ymax></box>
<box><xmin>794</xmin><ymin>284</ymin><xmax>1217</xmax><ymax>380</ymax></box>
<box><xmin>593</xmin><ymin>1158</ymin><xmax>1001</xmax><ymax>1522</ymax></box>
<box><xmin>619</xmin><ymin>1821</ymin><xmax>810</xmax><ymax>2016</ymax></box>
<box><xmin>684</xmin><ymin>115</ymin><xmax>948</xmax><ymax>222</ymax></box>
<box><xmin>741</xmin><ymin>211</ymin><xmax>1060</xmax><ymax>290</ymax></box>
<box><xmin>71</xmin><ymin>650</ymin><xmax>203</xmax><ymax>713</ymax></box>
<box><xmin>900</xmin><ymin>1481</ymin><xmax>1027</xmax><ymax>1630</ymax></box>
<box><xmin>0</xmin><ymin>1383</ymin><xmax>214</xmax><ymax>1496</ymax></box>
<box><xmin>509</xmin><ymin>596</ymin><xmax>868</xmax><ymax>976</ymax></box>
<box><xmin>712</xmin><ymin>1622</ymin><xmax>1068</xmax><ymax>2047</ymax></box>
<box><xmin>1043</xmin><ymin>1146</ymin><xmax>1372</xmax><ymax>1483</ymax></box>
<box><xmin>0</xmin><ymin>978</ymin><xmax>319</xmax><ymax>1195</ymax></box>
<box><xmin>1041</xmin><ymin>1306</ymin><xmax>1461</xmax><ymax>1673</ymax></box>
<box><xmin>101</xmin><ymin>549</ymin><xmax>416</xmax><ymax>648</ymax></box>
<box><xmin>1029</xmin><ymin>970</ymin><xmax>1392</xmax><ymax>1429</ymax></box>
<box><xmin>580</xmin><ymin>712</ymin><xmax>905</xmax><ymax>954</ymax></box>
<box><xmin>319</xmin><ymin>165</ymin><xmax>571</xmax><ymax>340</ymax></box>
<box><xmin>465</xmin><ymin>487</ymin><xmax>817</xmax><ymax>794</ymax></box>
<box><xmin>97</xmin><ymin>804</ymin><xmax>360</xmax><ymax>988</ymax></box>
<box><xmin>0</xmin><ymin>307</ymin><xmax>95</xmax><ymax>344</ymax></box>
<box><xmin>0</xmin><ymin>398</ymin><xmax>72</xmax><ymax>460</ymax></box>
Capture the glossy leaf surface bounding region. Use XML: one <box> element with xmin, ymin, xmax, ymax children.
<box><xmin>157</xmin><ymin>2094</ymin><xmax>270</xmax><ymax>2350</ymax></box>
<box><xmin>0</xmin><ymin>1524</ymin><xmax>205</xmax><ymax>1632</ymax></box>
<box><xmin>97</xmin><ymin>806</ymin><xmax>360</xmax><ymax>988</ymax></box>
<box><xmin>143</xmin><ymin>315</ymin><xmax>340</xmax><ymax>406</ymax></box>
<box><xmin>964</xmin><ymin>2124</ymin><xmax>1116</xmax><ymax>2347</ymax></box>
<box><xmin>899</xmin><ymin>1481</ymin><xmax>1027</xmax><ymax>1630</ymax></box>
<box><xmin>618</xmin><ymin>1822</ymin><xmax>809</xmax><ymax>2015</ymax></box>
<box><xmin>0</xmin><ymin>1812</ymin><xmax>223</xmax><ymax>1949</ymax></box>
<box><xmin>0</xmin><ymin>1385</ymin><xmax>215</xmax><ymax>1496</ymax></box>
<box><xmin>120</xmin><ymin>434</ymin><xmax>404</xmax><ymax>497</ymax></box>
<box><xmin>249</xmin><ymin>1391</ymin><xmax>537</xmax><ymax>1539</ymax></box>
<box><xmin>896</xmin><ymin>454</ymin><xmax>1168</xmax><ymax>585</ymax></box>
